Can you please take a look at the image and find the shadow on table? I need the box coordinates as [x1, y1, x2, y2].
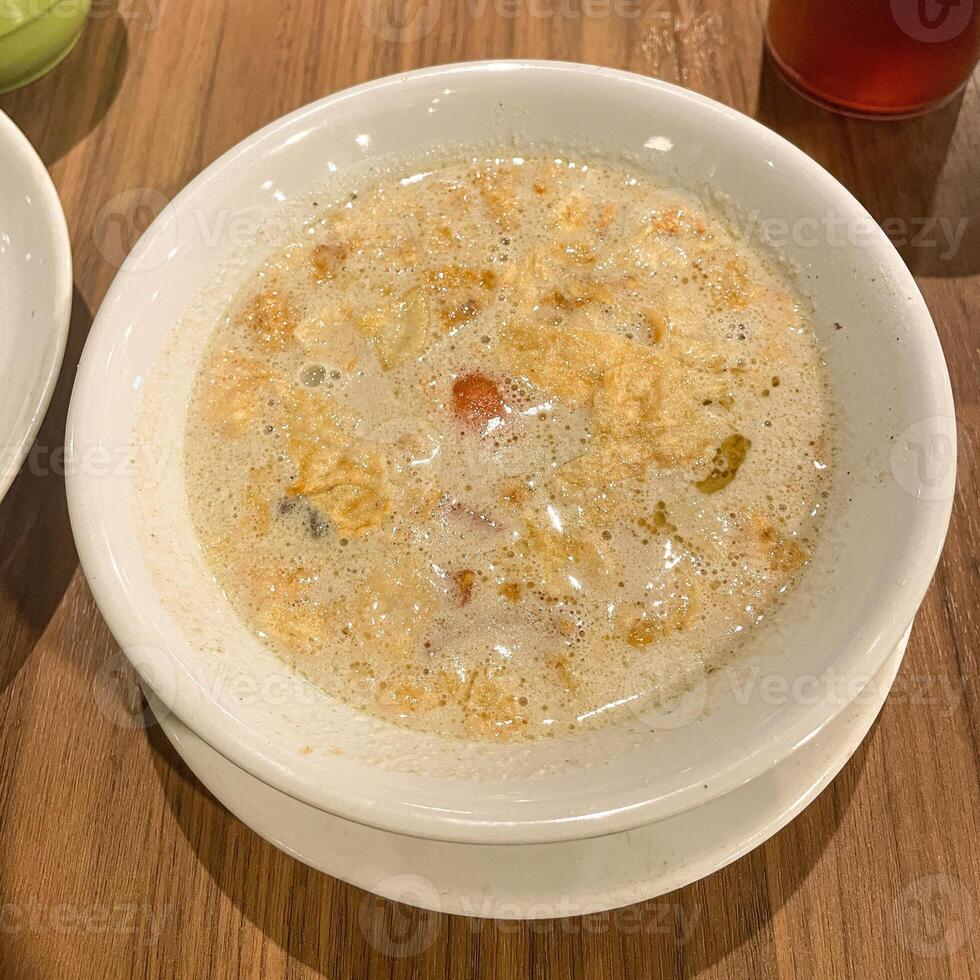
[0, 286, 90, 697]
[145, 709, 877, 977]
[754, 50, 979, 279]
[0, 4, 129, 166]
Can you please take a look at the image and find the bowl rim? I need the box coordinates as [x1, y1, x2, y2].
[0, 0, 60, 41]
[65, 60, 955, 844]
[0, 108, 72, 502]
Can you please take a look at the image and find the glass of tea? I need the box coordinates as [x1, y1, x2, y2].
[766, 0, 980, 117]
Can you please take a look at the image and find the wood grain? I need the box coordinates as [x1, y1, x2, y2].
[1, 1, 977, 976]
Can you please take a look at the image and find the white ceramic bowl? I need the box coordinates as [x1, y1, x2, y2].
[146, 631, 910, 916]
[66, 62, 955, 845]
[0, 109, 72, 501]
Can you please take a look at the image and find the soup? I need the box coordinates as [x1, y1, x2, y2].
[183, 153, 833, 740]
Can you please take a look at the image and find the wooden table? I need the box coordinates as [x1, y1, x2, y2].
[1, 1, 977, 976]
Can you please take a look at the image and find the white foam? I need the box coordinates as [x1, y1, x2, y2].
[183, 152, 834, 741]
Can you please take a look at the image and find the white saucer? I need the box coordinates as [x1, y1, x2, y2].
[148, 627, 908, 919]
[0, 110, 72, 502]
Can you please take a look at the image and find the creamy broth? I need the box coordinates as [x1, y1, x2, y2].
[183, 153, 833, 740]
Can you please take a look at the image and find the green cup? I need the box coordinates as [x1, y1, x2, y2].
[0, 0, 91, 94]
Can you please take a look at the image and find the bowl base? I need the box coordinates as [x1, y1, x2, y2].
[145, 626, 909, 919]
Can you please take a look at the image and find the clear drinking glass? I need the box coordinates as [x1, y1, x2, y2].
[766, 0, 980, 117]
